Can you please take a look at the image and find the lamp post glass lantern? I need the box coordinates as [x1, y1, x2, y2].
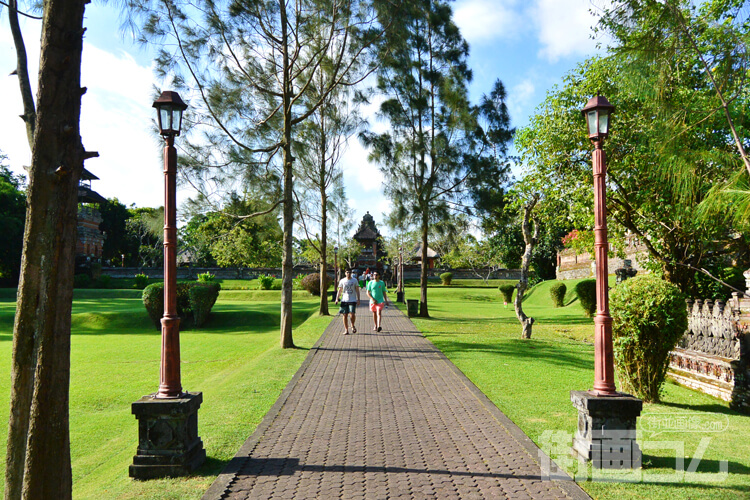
[153, 90, 188, 137]
[581, 94, 614, 142]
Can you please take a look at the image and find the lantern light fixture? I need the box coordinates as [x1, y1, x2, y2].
[580, 94, 615, 141]
[153, 91, 188, 137]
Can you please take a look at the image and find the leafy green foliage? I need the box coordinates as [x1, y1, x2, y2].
[197, 272, 215, 283]
[300, 273, 330, 296]
[133, 273, 149, 290]
[549, 282, 566, 308]
[73, 274, 91, 289]
[440, 272, 453, 286]
[93, 275, 112, 289]
[498, 284, 515, 303]
[0, 162, 26, 285]
[574, 279, 597, 317]
[189, 283, 221, 327]
[142, 283, 163, 328]
[257, 275, 275, 291]
[610, 275, 687, 402]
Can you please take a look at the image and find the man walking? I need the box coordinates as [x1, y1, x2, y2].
[366, 271, 389, 332]
[335, 269, 360, 335]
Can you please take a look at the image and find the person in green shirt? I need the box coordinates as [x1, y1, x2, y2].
[366, 271, 389, 332]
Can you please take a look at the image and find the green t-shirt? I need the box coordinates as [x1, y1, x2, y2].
[366, 280, 387, 304]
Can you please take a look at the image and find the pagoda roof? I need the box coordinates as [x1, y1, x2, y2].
[78, 185, 107, 204]
[353, 226, 379, 241]
[412, 244, 439, 259]
[80, 167, 99, 181]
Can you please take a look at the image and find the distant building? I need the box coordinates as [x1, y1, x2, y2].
[76, 168, 106, 273]
[352, 212, 387, 271]
[411, 243, 439, 269]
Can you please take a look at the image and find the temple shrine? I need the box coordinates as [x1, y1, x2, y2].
[352, 212, 387, 272]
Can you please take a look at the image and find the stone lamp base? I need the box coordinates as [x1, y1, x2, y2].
[130, 392, 205, 479]
[570, 390, 643, 469]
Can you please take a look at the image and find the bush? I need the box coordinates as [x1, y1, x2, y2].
[257, 274, 275, 290]
[74, 274, 91, 289]
[134, 273, 149, 290]
[610, 275, 687, 402]
[574, 279, 597, 317]
[142, 283, 164, 328]
[499, 284, 515, 303]
[440, 272, 453, 286]
[549, 282, 567, 307]
[143, 281, 219, 329]
[292, 274, 304, 290]
[189, 282, 221, 327]
[197, 272, 215, 282]
[93, 275, 112, 289]
[300, 273, 331, 296]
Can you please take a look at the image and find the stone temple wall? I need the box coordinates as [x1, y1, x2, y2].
[669, 294, 750, 412]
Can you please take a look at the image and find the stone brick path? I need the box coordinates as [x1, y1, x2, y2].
[202, 299, 589, 499]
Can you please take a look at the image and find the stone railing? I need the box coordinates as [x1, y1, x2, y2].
[669, 294, 749, 412]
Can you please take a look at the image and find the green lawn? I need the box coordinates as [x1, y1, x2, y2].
[0, 287, 329, 499]
[399, 279, 750, 499]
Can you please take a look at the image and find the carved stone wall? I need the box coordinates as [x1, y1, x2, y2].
[669, 295, 750, 413]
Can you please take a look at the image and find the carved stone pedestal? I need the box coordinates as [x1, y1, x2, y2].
[570, 390, 642, 469]
[130, 392, 205, 479]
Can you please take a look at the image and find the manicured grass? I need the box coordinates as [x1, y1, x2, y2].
[398, 280, 750, 499]
[0, 288, 331, 499]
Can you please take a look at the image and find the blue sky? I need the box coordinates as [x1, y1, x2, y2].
[0, 0, 607, 235]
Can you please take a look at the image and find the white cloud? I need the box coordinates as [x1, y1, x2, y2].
[508, 78, 536, 123]
[532, 0, 606, 62]
[454, 0, 524, 45]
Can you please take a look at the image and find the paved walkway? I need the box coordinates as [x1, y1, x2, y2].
[202, 298, 589, 499]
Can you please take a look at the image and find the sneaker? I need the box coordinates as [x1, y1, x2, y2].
[343, 331, 350, 335]
[377, 326, 382, 332]
[352, 326, 357, 333]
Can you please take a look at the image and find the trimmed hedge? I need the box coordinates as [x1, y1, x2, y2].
[143, 281, 220, 329]
[499, 284, 515, 303]
[549, 282, 567, 308]
[440, 272, 453, 285]
[134, 273, 149, 290]
[189, 282, 221, 327]
[574, 279, 597, 317]
[301, 273, 331, 296]
[610, 275, 687, 402]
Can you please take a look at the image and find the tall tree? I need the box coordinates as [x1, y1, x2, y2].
[128, 0, 388, 347]
[362, 0, 509, 316]
[5, 0, 94, 497]
[294, 71, 364, 315]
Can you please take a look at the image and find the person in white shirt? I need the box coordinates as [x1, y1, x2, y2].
[335, 268, 361, 335]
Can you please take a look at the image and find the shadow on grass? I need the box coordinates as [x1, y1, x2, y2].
[420, 315, 594, 326]
[643, 453, 750, 476]
[658, 401, 742, 417]
[433, 338, 591, 370]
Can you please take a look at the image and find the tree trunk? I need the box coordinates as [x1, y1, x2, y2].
[279, 0, 295, 348]
[419, 208, 429, 317]
[5, 0, 87, 498]
[514, 198, 538, 339]
[319, 190, 329, 315]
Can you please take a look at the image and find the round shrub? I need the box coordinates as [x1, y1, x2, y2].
[440, 272, 453, 286]
[301, 273, 331, 296]
[142, 283, 164, 328]
[142, 282, 193, 329]
[610, 275, 687, 402]
[499, 284, 515, 303]
[189, 282, 221, 327]
[549, 282, 567, 308]
[574, 279, 597, 317]
[257, 274, 275, 290]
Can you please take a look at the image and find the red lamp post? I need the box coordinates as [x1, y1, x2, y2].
[397, 246, 404, 303]
[581, 94, 617, 396]
[153, 90, 188, 399]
